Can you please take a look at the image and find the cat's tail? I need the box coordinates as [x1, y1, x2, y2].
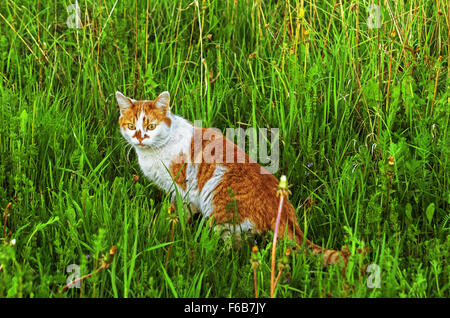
[289, 221, 349, 267]
[271, 196, 349, 267]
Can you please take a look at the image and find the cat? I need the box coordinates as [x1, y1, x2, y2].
[116, 90, 349, 266]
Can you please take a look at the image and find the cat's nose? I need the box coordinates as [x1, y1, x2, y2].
[133, 130, 148, 144]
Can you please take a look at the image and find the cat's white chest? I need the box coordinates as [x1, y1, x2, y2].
[136, 150, 172, 190]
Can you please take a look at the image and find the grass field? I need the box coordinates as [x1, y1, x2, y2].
[0, 0, 448, 298]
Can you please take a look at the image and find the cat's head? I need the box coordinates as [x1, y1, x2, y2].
[115, 91, 172, 149]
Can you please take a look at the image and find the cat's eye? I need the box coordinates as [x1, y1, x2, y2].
[146, 123, 156, 131]
[127, 123, 136, 130]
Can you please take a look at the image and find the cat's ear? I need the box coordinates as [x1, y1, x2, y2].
[115, 91, 134, 114]
[154, 91, 170, 115]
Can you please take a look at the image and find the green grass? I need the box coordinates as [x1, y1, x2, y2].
[0, 0, 448, 298]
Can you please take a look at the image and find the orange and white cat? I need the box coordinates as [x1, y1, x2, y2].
[116, 91, 348, 266]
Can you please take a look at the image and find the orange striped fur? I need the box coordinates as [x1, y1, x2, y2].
[116, 91, 348, 267]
